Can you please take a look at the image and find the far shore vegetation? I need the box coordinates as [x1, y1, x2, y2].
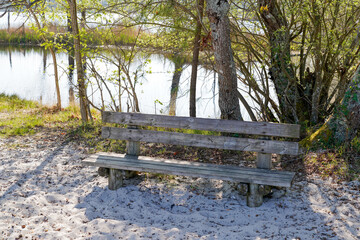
[0, 25, 138, 46]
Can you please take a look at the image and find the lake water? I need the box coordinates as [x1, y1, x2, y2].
[0, 46, 229, 118]
[0, 12, 259, 120]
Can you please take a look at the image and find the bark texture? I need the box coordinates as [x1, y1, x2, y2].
[259, 0, 298, 123]
[67, 15, 75, 106]
[207, 0, 242, 120]
[189, 0, 204, 117]
[169, 55, 185, 116]
[68, 0, 89, 122]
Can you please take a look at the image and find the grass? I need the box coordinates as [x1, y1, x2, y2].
[0, 93, 38, 112]
[0, 115, 43, 136]
[0, 94, 78, 137]
[0, 94, 129, 154]
[0, 94, 42, 136]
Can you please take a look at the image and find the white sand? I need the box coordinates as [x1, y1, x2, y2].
[0, 134, 359, 239]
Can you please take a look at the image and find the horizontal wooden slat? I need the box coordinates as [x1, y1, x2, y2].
[102, 127, 300, 155]
[102, 112, 300, 138]
[82, 153, 295, 188]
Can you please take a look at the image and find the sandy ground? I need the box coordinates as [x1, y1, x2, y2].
[0, 133, 359, 240]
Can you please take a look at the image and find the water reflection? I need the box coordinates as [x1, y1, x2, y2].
[0, 46, 222, 118]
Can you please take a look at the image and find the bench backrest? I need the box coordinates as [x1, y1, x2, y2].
[101, 112, 301, 155]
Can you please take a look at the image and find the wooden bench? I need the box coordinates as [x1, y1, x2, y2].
[82, 112, 301, 207]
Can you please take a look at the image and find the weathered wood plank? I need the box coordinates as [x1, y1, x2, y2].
[256, 153, 272, 169]
[82, 153, 295, 187]
[82, 154, 293, 183]
[102, 127, 300, 155]
[124, 125, 140, 178]
[85, 153, 294, 178]
[102, 112, 300, 138]
[126, 125, 140, 156]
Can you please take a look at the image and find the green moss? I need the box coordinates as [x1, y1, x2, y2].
[300, 122, 334, 149]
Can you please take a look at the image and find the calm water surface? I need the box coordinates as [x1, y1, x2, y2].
[0, 46, 225, 118]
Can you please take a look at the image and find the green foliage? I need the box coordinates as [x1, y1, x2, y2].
[350, 136, 360, 153]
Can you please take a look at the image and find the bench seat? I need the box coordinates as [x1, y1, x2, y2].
[83, 152, 295, 188]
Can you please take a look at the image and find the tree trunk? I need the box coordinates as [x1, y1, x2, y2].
[303, 67, 360, 146]
[67, 14, 75, 106]
[80, 9, 92, 121]
[258, 0, 298, 123]
[189, 0, 204, 117]
[68, 51, 75, 106]
[67, 0, 89, 122]
[310, 0, 322, 124]
[207, 0, 242, 121]
[169, 55, 185, 116]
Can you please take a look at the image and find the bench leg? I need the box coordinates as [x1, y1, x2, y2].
[247, 183, 263, 207]
[108, 168, 124, 190]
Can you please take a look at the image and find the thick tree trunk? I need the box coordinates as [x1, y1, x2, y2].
[207, 0, 242, 121]
[80, 9, 92, 121]
[310, 1, 322, 124]
[68, 0, 89, 122]
[169, 55, 185, 116]
[68, 52, 75, 106]
[189, 0, 204, 117]
[67, 14, 75, 106]
[258, 0, 298, 123]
